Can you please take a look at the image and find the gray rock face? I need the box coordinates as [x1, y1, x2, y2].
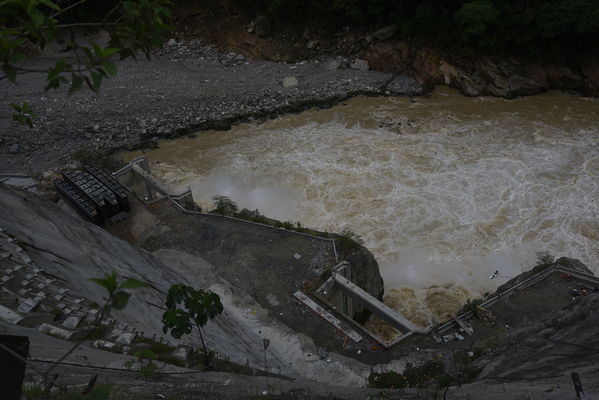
[0, 184, 371, 385]
[350, 59, 369, 71]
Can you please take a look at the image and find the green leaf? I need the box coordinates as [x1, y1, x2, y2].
[2, 64, 17, 82]
[39, 0, 61, 12]
[10, 102, 35, 128]
[84, 384, 113, 400]
[90, 70, 103, 91]
[69, 73, 83, 95]
[61, 392, 84, 400]
[93, 272, 118, 293]
[102, 47, 121, 58]
[111, 291, 130, 310]
[119, 278, 146, 289]
[90, 41, 103, 58]
[101, 61, 117, 76]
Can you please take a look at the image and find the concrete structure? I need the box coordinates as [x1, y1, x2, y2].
[113, 158, 423, 347]
[114, 157, 195, 210]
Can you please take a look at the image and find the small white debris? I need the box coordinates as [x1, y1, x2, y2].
[293, 253, 301, 260]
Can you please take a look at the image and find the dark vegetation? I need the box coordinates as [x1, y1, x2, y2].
[368, 351, 482, 391]
[229, 0, 599, 56]
[72, 149, 125, 172]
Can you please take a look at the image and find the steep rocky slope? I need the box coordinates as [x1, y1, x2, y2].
[0, 183, 371, 385]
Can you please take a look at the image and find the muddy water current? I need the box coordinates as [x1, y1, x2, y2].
[123, 87, 599, 328]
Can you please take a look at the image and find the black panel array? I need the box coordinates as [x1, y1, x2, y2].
[53, 166, 129, 226]
[54, 180, 100, 224]
[83, 166, 130, 211]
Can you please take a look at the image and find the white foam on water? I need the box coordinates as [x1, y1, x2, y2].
[127, 88, 599, 324]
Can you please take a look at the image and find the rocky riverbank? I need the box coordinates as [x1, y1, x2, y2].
[170, 4, 599, 99]
[0, 39, 425, 173]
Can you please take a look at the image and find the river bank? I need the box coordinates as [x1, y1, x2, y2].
[0, 39, 425, 173]
[171, 3, 599, 99]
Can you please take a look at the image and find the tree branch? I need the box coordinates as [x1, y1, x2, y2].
[51, 0, 88, 19]
[56, 22, 119, 29]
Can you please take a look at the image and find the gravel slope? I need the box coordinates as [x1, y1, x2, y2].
[0, 40, 426, 173]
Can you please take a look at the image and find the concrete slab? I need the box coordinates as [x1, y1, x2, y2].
[115, 332, 136, 345]
[0, 305, 24, 324]
[38, 323, 76, 340]
[63, 316, 82, 329]
[93, 339, 119, 351]
[294, 291, 363, 343]
[17, 299, 39, 313]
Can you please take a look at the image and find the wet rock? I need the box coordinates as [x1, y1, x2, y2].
[306, 40, 319, 50]
[282, 76, 298, 88]
[350, 59, 369, 71]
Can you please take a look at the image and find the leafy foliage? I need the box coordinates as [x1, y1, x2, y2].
[232, 0, 599, 54]
[90, 272, 147, 311]
[369, 355, 481, 390]
[162, 284, 223, 366]
[337, 227, 364, 251]
[211, 195, 238, 216]
[10, 101, 35, 127]
[61, 384, 113, 400]
[237, 208, 268, 224]
[536, 251, 555, 267]
[124, 349, 160, 379]
[1, 0, 172, 124]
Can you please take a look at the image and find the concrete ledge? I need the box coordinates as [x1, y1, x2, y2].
[334, 274, 429, 334]
[38, 323, 77, 341]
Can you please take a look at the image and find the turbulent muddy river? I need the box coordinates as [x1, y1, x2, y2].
[124, 87, 599, 326]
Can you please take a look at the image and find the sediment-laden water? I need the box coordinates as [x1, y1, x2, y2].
[123, 87, 599, 327]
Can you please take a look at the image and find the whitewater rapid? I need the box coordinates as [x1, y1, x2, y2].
[123, 87, 599, 329]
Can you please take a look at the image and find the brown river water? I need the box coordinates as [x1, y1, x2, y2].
[123, 86, 599, 328]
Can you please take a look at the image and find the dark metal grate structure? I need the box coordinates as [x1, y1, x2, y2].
[84, 165, 130, 211]
[53, 166, 130, 226]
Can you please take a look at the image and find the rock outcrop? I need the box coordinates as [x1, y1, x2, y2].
[364, 41, 599, 98]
